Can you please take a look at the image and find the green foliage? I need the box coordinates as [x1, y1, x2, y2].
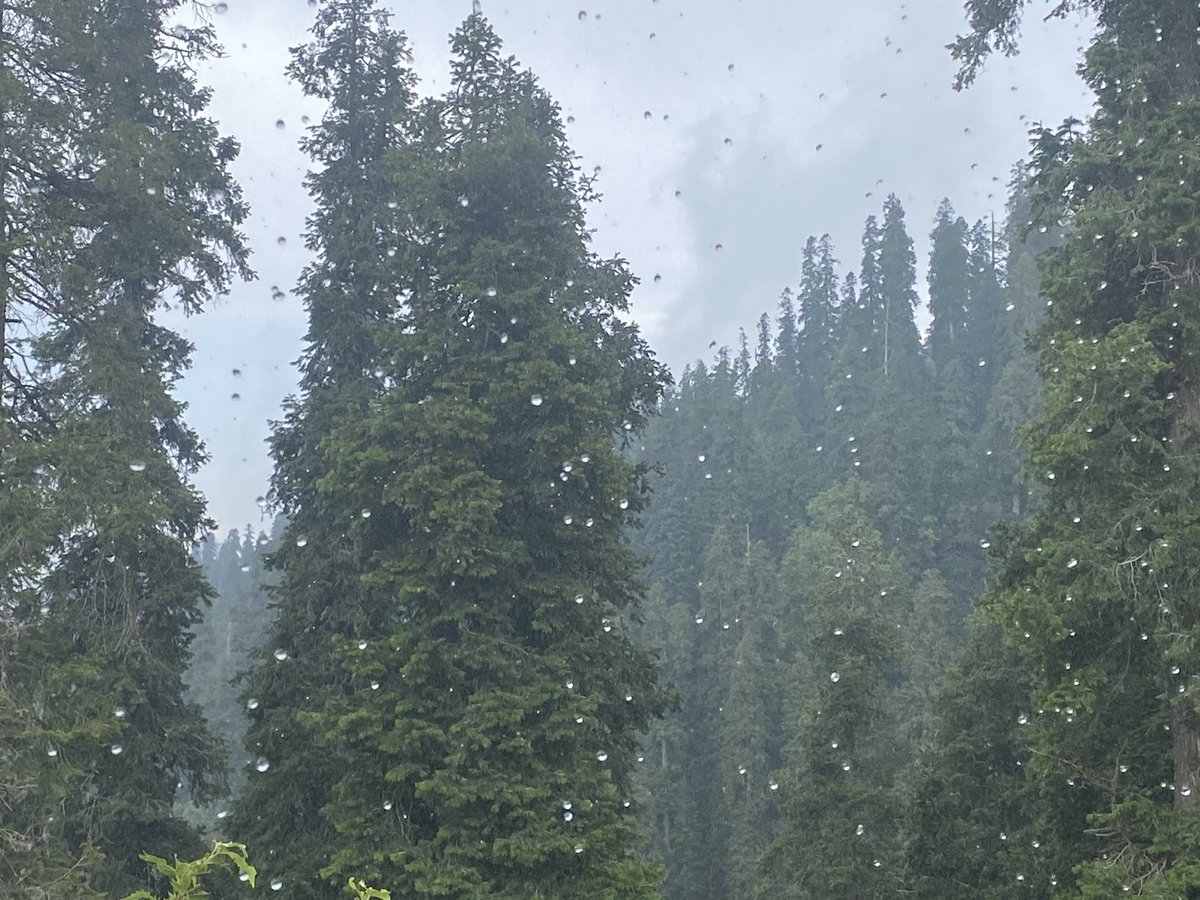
[758, 482, 908, 898]
[346, 879, 391, 900]
[928, 0, 1200, 894]
[1, 2, 250, 896]
[122, 842, 256, 900]
[232, 6, 669, 897]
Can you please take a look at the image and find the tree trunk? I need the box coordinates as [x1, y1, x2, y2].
[1173, 703, 1200, 809]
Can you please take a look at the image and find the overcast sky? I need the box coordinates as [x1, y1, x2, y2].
[168, 0, 1092, 534]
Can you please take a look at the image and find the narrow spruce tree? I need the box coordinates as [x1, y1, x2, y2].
[927, 199, 971, 373]
[795, 234, 840, 430]
[3, 2, 251, 895]
[227, 2, 418, 897]
[701, 529, 784, 900]
[760, 481, 907, 898]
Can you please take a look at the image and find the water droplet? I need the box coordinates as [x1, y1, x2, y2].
[575, 594, 585, 604]
[563, 515, 573, 525]
[114, 707, 127, 719]
[596, 751, 608, 762]
[738, 765, 747, 775]
[256, 757, 271, 773]
[361, 508, 372, 519]
[574, 844, 584, 854]
[128, 461, 147, 472]
[695, 615, 704, 625]
[295, 536, 309, 548]
[273, 648, 289, 661]
[856, 823, 865, 836]
[714, 243, 723, 252]
[247, 698, 260, 710]
[564, 810, 575, 821]
[500, 333, 509, 344]
[383, 800, 393, 810]
[486, 286, 497, 298]
[830, 672, 840, 683]
[275, 119, 285, 130]
[769, 780, 779, 791]
[270, 878, 283, 891]
[110, 744, 124, 756]
[214, 1, 228, 11]
[530, 394, 544, 407]
[1067, 558, 1079, 569]
[1017, 713, 1029, 725]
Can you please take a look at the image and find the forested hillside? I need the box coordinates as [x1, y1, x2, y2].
[627, 180, 1053, 897]
[5, 0, 1200, 898]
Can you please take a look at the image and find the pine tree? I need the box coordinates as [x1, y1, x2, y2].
[760, 481, 907, 898]
[953, 0, 1200, 890]
[2, 2, 251, 894]
[702, 530, 784, 900]
[928, 200, 971, 373]
[877, 195, 923, 388]
[227, 2, 418, 896]
[796, 234, 839, 430]
[257, 12, 671, 896]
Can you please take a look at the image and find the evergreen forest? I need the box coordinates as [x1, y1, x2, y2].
[5, 0, 1200, 898]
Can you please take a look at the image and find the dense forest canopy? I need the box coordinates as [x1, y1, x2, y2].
[4, 0, 1200, 898]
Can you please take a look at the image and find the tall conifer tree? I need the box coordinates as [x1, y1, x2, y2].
[228, 2, 418, 896]
[952, 0, 1200, 891]
[2, 2, 250, 894]
[245, 11, 671, 896]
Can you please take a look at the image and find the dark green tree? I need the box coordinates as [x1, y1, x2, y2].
[928, 200, 972, 372]
[952, 0, 1200, 891]
[2, 2, 251, 895]
[796, 234, 839, 430]
[227, 2, 418, 897]
[262, 12, 671, 897]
